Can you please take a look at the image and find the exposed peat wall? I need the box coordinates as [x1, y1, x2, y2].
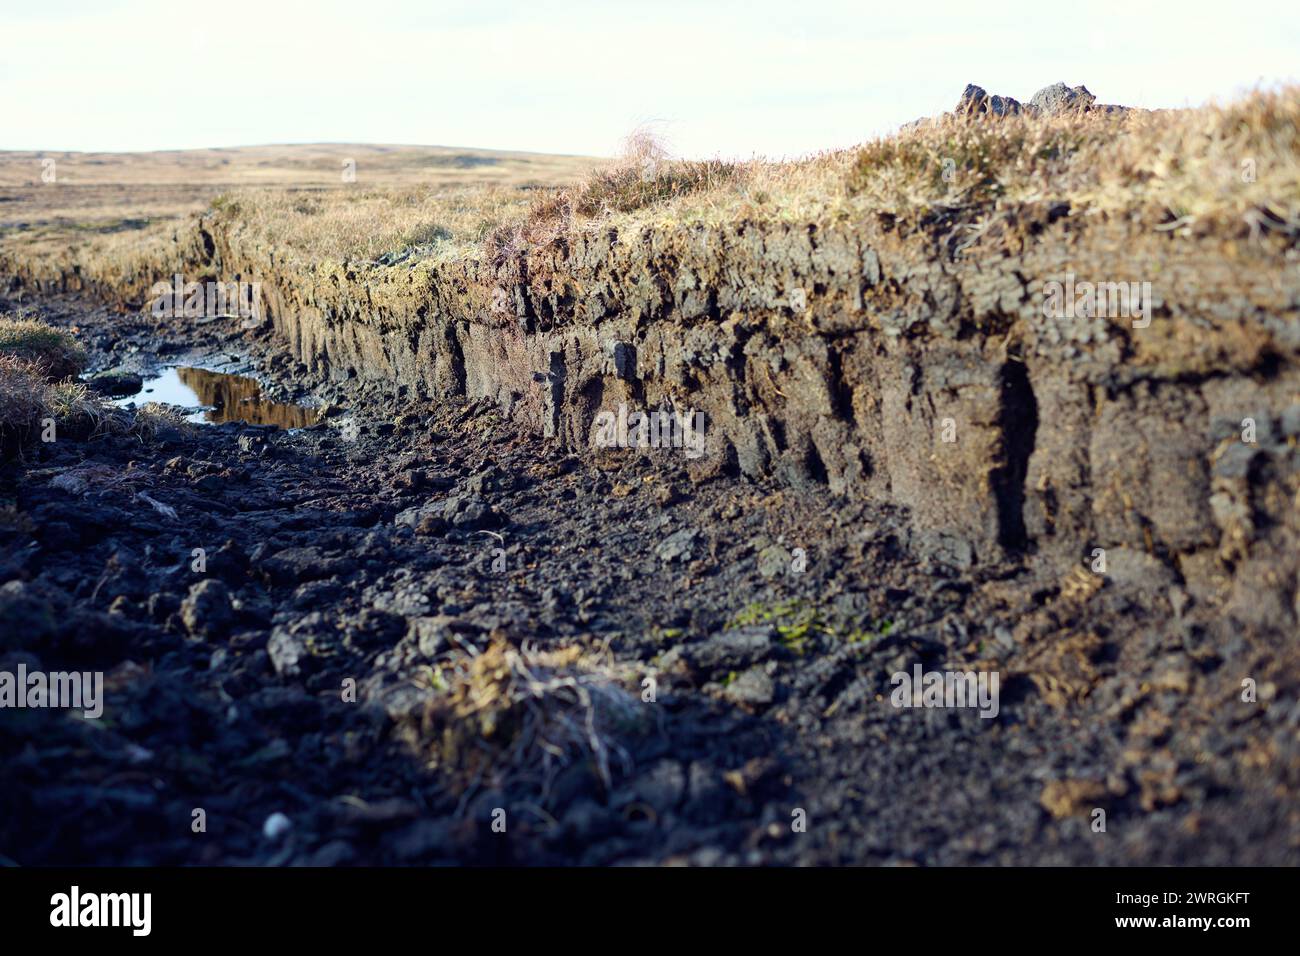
[6, 208, 1300, 623]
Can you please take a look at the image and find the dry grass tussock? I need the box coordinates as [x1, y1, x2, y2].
[0, 315, 97, 456]
[0, 317, 186, 458]
[0, 354, 117, 458]
[0, 315, 87, 380]
[422, 636, 652, 794]
[0, 354, 48, 446]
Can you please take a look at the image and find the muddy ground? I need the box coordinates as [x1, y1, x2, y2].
[1, 291, 1297, 866]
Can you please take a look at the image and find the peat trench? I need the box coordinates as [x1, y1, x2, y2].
[1, 291, 1296, 865]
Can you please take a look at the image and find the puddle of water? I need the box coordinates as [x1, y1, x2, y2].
[113, 366, 320, 429]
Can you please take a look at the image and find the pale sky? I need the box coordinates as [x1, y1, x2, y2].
[3, 0, 1298, 159]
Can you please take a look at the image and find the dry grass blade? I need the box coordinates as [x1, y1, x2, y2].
[426, 637, 649, 795]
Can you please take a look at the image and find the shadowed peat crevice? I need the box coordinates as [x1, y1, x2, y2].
[991, 358, 1038, 550]
[804, 442, 829, 485]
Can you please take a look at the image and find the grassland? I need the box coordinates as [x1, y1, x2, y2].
[499, 86, 1300, 246]
[4, 88, 1297, 299]
[0, 142, 602, 281]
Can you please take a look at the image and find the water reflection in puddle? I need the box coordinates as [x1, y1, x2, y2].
[114, 367, 320, 429]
